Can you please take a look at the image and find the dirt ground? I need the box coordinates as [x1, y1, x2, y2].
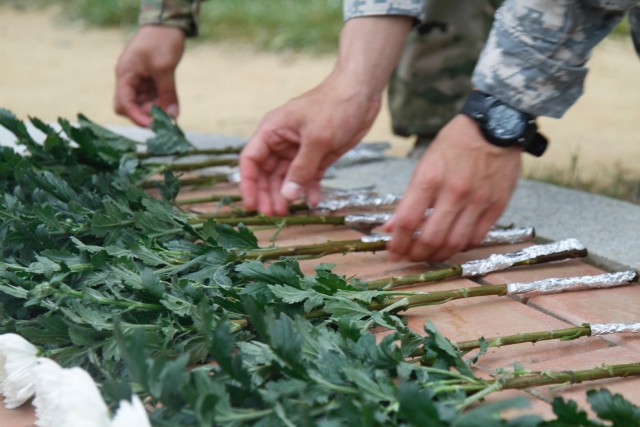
[1, 7, 639, 180]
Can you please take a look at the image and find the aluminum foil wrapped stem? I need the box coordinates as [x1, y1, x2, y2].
[590, 322, 640, 335]
[362, 227, 535, 246]
[460, 238, 586, 277]
[506, 271, 637, 295]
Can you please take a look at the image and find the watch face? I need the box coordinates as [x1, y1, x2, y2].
[485, 103, 527, 140]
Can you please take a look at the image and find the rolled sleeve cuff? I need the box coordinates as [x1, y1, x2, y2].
[471, 35, 587, 119]
[139, 0, 200, 37]
[343, 0, 424, 21]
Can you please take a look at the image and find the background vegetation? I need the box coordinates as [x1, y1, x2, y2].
[0, 0, 344, 53]
[0, 0, 630, 54]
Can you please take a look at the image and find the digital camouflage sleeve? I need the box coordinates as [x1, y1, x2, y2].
[343, 0, 424, 20]
[472, 0, 640, 118]
[344, 0, 639, 119]
[139, 0, 201, 37]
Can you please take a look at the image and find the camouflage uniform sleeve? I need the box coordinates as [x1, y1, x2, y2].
[472, 0, 640, 118]
[630, 7, 640, 56]
[139, 0, 201, 37]
[343, 0, 425, 21]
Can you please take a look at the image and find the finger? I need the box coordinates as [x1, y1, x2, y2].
[306, 179, 322, 208]
[471, 202, 508, 246]
[406, 198, 460, 262]
[428, 203, 484, 262]
[270, 160, 291, 215]
[239, 130, 277, 211]
[114, 74, 152, 127]
[256, 155, 280, 216]
[257, 170, 274, 216]
[386, 172, 438, 260]
[281, 136, 330, 201]
[152, 71, 179, 118]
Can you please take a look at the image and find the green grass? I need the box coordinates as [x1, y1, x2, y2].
[0, 0, 343, 54]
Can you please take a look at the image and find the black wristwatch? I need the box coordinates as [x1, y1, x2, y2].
[460, 90, 548, 157]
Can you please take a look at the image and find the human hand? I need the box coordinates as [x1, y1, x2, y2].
[239, 16, 412, 216]
[239, 74, 381, 215]
[383, 114, 522, 262]
[114, 26, 185, 127]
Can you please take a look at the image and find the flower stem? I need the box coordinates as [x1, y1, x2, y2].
[240, 239, 387, 261]
[177, 194, 242, 205]
[137, 146, 242, 160]
[194, 214, 346, 227]
[454, 325, 593, 352]
[142, 174, 230, 189]
[146, 158, 239, 171]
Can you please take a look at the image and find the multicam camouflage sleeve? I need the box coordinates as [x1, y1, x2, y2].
[343, 0, 425, 20]
[139, 0, 201, 37]
[472, 0, 640, 118]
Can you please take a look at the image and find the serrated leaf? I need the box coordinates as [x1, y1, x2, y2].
[146, 106, 194, 155]
[202, 222, 258, 250]
[235, 259, 302, 285]
[268, 284, 325, 312]
[397, 382, 444, 426]
[161, 294, 193, 317]
[587, 389, 640, 427]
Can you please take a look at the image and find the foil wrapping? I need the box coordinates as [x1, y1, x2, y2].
[227, 171, 241, 184]
[359, 226, 535, 245]
[460, 238, 585, 277]
[333, 142, 390, 168]
[506, 270, 637, 295]
[590, 322, 640, 335]
[322, 186, 377, 197]
[481, 227, 535, 245]
[344, 213, 392, 226]
[316, 193, 400, 211]
[360, 233, 391, 243]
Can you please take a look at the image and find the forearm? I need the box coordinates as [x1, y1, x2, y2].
[472, 0, 638, 118]
[332, 16, 414, 98]
[139, 0, 201, 36]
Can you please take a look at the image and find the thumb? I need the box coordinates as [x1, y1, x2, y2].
[281, 141, 327, 201]
[153, 71, 180, 118]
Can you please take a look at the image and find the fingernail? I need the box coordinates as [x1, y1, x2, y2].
[166, 104, 179, 118]
[281, 181, 302, 200]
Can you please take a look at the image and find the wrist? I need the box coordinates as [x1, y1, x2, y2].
[139, 0, 200, 37]
[460, 90, 548, 157]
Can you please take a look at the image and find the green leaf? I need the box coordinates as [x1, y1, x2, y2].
[544, 397, 601, 426]
[422, 320, 475, 377]
[160, 294, 193, 317]
[454, 397, 538, 427]
[587, 389, 640, 427]
[77, 113, 138, 153]
[269, 285, 325, 312]
[202, 222, 259, 250]
[397, 382, 444, 426]
[157, 171, 181, 201]
[235, 259, 302, 285]
[146, 106, 194, 155]
[0, 109, 42, 155]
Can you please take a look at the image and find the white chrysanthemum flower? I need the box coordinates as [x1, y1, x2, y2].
[112, 394, 152, 427]
[0, 333, 39, 408]
[33, 358, 111, 427]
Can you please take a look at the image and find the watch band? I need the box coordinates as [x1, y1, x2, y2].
[461, 90, 548, 157]
[460, 90, 491, 121]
